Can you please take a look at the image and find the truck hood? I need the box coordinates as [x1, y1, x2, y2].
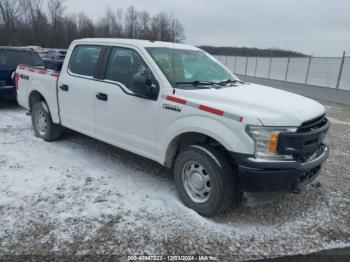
[184, 83, 325, 126]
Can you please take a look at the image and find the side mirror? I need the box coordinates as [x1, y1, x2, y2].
[132, 75, 159, 100]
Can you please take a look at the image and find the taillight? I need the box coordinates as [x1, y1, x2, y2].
[15, 73, 20, 90]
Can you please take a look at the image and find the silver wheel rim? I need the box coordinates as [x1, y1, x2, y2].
[35, 110, 47, 136]
[182, 161, 211, 203]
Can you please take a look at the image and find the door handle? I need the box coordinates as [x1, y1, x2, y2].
[96, 92, 108, 101]
[59, 84, 69, 91]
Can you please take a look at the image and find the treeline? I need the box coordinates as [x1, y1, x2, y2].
[0, 0, 185, 48]
[199, 46, 308, 57]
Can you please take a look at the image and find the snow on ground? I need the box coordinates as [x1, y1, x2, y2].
[0, 101, 349, 260]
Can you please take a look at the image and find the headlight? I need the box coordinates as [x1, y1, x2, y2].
[246, 126, 297, 160]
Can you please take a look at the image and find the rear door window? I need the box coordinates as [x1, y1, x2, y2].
[69, 45, 103, 77]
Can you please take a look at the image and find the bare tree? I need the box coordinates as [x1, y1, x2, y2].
[62, 14, 77, 47]
[21, 0, 48, 45]
[77, 12, 95, 38]
[138, 11, 150, 40]
[124, 6, 139, 39]
[47, 0, 65, 26]
[0, 0, 23, 45]
[0, 2, 185, 47]
[169, 16, 185, 43]
[97, 8, 122, 38]
[151, 12, 170, 41]
[47, 0, 66, 47]
[97, 13, 112, 37]
[114, 8, 124, 37]
[150, 12, 185, 43]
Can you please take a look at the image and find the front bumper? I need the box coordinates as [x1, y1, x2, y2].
[233, 144, 329, 194]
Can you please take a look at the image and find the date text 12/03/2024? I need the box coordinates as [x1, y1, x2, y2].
[128, 255, 219, 261]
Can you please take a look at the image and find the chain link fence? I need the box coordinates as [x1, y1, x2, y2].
[215, 54, 350, 91]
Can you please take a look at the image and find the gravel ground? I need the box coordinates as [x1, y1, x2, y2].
[0, 100, 349, 261]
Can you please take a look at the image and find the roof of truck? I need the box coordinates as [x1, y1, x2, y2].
[74, 38, 200, 50]
[0, 46, 36, 52]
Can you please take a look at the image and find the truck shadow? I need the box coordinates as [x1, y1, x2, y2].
[59, 128, 326, 226]
[60, 128, 172, 179]
[0, 99, 18, 109]
[215, 184, 324, 225]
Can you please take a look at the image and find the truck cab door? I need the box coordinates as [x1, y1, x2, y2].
[94, 46, 161, 160]
[58, 45, 104, 137]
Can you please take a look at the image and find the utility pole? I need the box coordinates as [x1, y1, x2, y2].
[336, 51, 346, 90]
[254, 56, 258, 77]
[268, 56, 273, 79]
[244, 55, 248, 76]
[234, 56, 237, 72]
[285, 57, 291, 81]
[305, 56, 312, 84]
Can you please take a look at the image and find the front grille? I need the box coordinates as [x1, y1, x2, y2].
[298, 114, 328, 133]
[297, 144, 324, 163]
[300, 165, 321, 183]
[294, 115, 328, 162]
[279, 114, 329, 158]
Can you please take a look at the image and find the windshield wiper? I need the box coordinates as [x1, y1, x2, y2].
[175, 79, 244, 89]
[217, 79, 243, 85]
[175, 81, 221, 88]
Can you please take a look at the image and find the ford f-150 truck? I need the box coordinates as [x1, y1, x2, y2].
[15, 39, 330, 217]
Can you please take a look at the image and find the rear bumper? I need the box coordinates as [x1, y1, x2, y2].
[232, 144, 329, 195]
[0, 85, 16, 100]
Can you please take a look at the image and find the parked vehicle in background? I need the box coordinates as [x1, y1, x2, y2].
[41, 50, 67, 60]
[0, 47, 44, 100]
[15, 39, 330, 216]
[26, 46, 45, 55]
[42, 50, 67, 71]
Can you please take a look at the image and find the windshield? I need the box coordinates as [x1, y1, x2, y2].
[146, 47, 238, 89]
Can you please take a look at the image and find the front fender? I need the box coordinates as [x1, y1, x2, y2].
[158, 115, 254, 164]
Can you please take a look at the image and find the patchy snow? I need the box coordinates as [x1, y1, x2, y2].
[328, 117, 350, 126]
[0, 101, 349, 260]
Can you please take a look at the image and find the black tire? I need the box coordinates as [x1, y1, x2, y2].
[173, 145, 237, 217]
[31, 101, 62, 141]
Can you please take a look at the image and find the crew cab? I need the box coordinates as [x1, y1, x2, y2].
[15, 39, 330, 217]
[0, 47, 43, 100]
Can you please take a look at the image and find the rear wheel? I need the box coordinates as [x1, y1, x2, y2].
[174, 145, 237, 217]
[31, 101, 62, 141]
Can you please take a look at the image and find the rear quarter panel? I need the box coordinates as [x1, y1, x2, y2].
[16, 66, 60, 123]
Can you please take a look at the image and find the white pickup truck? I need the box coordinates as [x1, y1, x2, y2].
[16, 39, 330, 217]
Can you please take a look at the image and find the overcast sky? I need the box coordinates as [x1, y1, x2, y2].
[64, 0, 350, 56]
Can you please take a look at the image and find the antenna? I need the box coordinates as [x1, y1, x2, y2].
[172, 41, 176, 94]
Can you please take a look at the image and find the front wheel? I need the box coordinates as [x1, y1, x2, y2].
[173, 145, 237, 217]
[31, 101, 62, 141]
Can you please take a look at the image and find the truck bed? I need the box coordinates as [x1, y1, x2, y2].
[16, 65, 61, 124]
